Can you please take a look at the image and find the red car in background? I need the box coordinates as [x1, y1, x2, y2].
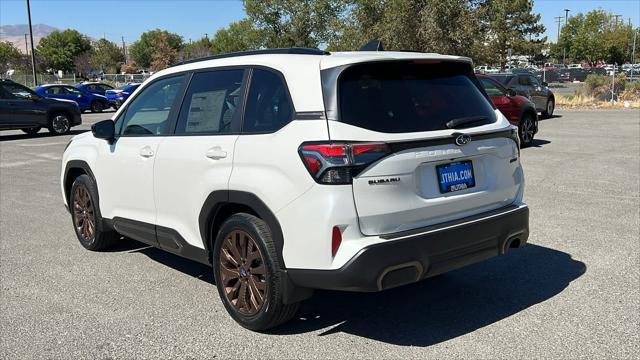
[477, 74, 538, 147]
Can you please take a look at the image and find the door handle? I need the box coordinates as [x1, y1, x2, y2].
[139, 146, 154, 158]
[205, 147, 227, 160]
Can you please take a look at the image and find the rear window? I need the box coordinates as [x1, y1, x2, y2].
[491, 75, 514, 86]
[338, 61, 496, 133]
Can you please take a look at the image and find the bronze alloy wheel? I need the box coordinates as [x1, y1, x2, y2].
[73, 185, 95, 244]
[219, 230, 268, 315]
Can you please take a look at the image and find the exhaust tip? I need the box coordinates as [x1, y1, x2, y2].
[502, 237, 522, 254]
[377, 261, 423, 291]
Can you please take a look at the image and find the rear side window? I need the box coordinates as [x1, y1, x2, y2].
[338, 62, 496, 133]
[175, 69, 244, 134]
[242, 69, 293, 133]
[480, 78, 506, 97]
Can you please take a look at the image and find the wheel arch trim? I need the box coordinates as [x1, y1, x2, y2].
[198, 190, 286, 267]
[63, 160, 96, 210]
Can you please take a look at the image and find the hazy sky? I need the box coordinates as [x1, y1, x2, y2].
[1, 0, 638, 45]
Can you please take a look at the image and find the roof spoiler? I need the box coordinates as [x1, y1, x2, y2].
[359, 40, 384, 51]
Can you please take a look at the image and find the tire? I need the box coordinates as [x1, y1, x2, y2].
[47, 112, 71, 135]
[69, 174, 119, 251]
[213, 213, 299, 331]
[90, 100, 104, 113]
[518, 113, 536, 147]
[542, 97, 554, 118]
[21, 127, 41, 135]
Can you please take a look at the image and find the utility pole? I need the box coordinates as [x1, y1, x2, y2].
[24, 34, 29, 84]
[555, 16, 563, 42]
[26, 0, 37, 86]
[121, 36, 127, 62]
[563, 9, 570, 65]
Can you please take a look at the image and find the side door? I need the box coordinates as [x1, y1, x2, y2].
[94, 74, 187, 245]
[479, 77, 519, 123]
[528, 75, 546, 110]
[0, 82, 45, 128]
[153, 68, 246, 250]
[63, 86, 89, 109]
[515, 75, 532, 98]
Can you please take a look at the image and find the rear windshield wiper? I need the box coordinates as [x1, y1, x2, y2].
[446, 116, 489, 129]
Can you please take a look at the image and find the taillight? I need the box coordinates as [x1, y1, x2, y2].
[299, 142, 390, 184]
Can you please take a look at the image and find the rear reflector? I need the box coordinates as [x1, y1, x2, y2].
[331, 226, 342, 257]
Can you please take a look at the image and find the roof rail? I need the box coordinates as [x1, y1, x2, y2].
[174, 47, 330, 67]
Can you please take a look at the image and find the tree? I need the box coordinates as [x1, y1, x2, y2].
[551, 10, 636, 65]
[36, 29, 92, 72]
[150, 33, 178, 72]
[480, 0, 546, 69]
[91, 38, 125, 73]
[0, 41, 22, 76]
[120, 61, 139, 74]
[180, 36, 212, 61]
[210, 19, 265, 54]
[244, 0, 346, 48]
[129, 29, 183, 68]
[74, 51, 92, 78]
[328, 0, 489, 61]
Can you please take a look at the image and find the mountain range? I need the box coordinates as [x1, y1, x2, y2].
[0, 24, 59, 53]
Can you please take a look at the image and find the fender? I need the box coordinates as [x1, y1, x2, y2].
[517, 102, 538, 133]
[198, 190, 286, 267]
[63, 159, 96, 206]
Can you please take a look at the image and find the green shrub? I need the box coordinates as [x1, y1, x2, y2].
[584, 73, 626, 101]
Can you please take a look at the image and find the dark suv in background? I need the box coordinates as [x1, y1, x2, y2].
[0, 79, 81, 135]
[489, 72, 555, 118]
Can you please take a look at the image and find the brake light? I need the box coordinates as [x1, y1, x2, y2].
[299, 142, 390, 184]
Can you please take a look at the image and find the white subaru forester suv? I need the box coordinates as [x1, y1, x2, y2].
[61, 47, 529, 331]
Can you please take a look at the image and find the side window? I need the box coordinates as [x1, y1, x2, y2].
[175, 69, 245, 134]
[65, 86, 82, 95]
[243, 69, 293, 133]
[480, 78, 505, 97]
[117, 75, 186, 136]
[44, 87, 57, 94]
[3, 83, 29, 98]
[518, 76, 532, 86]
[530, 76, 540, 86]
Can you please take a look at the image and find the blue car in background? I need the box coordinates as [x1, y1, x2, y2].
[105, 83, 141, 109]
[75, 82, 114, 96]
[33, 84, 110, 113]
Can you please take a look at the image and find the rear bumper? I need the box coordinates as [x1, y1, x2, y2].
[288, 204, 529, 292]
[71, 112, 82, 126]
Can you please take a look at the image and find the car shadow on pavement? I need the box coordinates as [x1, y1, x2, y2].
[540, 114, 562, 121]
[0, 130, 86, 142]
[272, 244, 585, 346]
[125, 240, 215, 283]
[526, 138, 551, 148]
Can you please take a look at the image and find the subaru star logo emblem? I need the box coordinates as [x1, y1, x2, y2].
[455, 134, 472, 146]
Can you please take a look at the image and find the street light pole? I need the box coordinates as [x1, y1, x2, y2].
[26, 0, 37, 86]
[563, 9, 570, 65]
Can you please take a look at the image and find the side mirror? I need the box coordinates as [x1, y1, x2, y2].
[92, 119, 115, 143]
[507, 89, 517, 97]
[541, 82, 548, 87]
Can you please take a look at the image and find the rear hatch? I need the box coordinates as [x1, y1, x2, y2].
[321, 59, 522, 236]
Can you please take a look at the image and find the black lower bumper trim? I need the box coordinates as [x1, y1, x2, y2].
[288, 205, 529, 292]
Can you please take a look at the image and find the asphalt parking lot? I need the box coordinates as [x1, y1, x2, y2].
[1, 109, 639, 358]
